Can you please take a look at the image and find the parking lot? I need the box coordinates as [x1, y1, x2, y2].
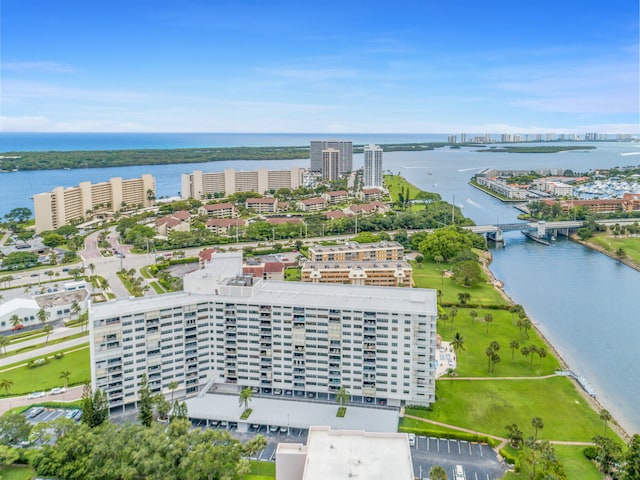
[192, 419, 308, 462]
[192, 418, 508, 478]
[24, 406, 82, 424]
[410, 435, 508, 480]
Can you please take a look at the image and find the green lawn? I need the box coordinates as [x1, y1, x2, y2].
[590, 233, 640, 265]
[242, 461, 275, 479]
[407, 377, 613, 443]
[501, 444, 602, 480]
[442, 307, 561, 377]
[411, 257, 507, 306]
[0, 465, 35, 480]
[0, 346, 90, 396]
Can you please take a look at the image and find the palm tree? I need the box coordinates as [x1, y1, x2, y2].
[335, 385, 349, 409]
[429, 465, 448, 480]
[509, 340, 520, 361]
[168, 381, 179, 403]
[531, 416, 544, 440]
[484, 313, 493, 335]
[59, 370, 71, 389]
[70, 300, 81, 321]
[0, 337, 9, 357]
[43, 324, 53, 344]
[522, 317, 532, 338]
[9, 314, 22, 330]
[451, 332, 465, 355]
[88, 263, 96, 277]
[538, 347, 547, 366]
[469, 309, 478, 325]
[101, 278, 110, 295]
[0, 378, 14, 396]
[239, 387, 254, 412]
[449, 306, 458, 331]
[37, 308, 50, 326]
[457, 292, 471, 304]
[599, 409, 612, 436]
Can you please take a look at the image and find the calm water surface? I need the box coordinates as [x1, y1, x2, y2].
[0, 134, 638, 433]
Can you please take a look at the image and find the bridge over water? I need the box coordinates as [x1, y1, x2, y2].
[465, 218, 637, 244]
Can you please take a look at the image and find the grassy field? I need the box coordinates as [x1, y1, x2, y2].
[383, 174, 431, 210]
[0, 346, 90, 396]
[407, 377, 609, 442]
[242, 461, 275, 479]
[589, 233, 640, 265]
[0, 466, 35, 480]
[411, 257, 507, 306]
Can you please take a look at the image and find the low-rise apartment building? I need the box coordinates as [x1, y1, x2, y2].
[246, 197, 277, 213]
[322, 190, 349, 204]
[301, 260, 413, 287]
[90, 253, 436, 412]
[205, 218, 246, 236]
[308, 241, 404, 262]
[198, 202, 238, 218]
[296, 198, 326, 212]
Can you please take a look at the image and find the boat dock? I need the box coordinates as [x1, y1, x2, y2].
[556, 370, 597, 397]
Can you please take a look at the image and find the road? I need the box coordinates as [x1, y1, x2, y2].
[0, 385, 84, 416]
[0, 338, 88, 369]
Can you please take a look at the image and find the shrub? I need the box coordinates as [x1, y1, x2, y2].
[337, 407, 346, 417]
[583, 446, 598, 460]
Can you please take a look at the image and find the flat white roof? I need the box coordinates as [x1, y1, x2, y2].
[0, 297, 39, 316]
[301, 426, 414, 480]
[185, 394, 400, 433]
[92, 278, 437, 318]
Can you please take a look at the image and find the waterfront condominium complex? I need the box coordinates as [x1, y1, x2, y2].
[310, 140, 353, 173]
[181, 167, 305, 200]
[90, 253, 436, 412]
[321, 149, 340, 181]
[363, 144, 383, 188]
[33, 174, 155, 233]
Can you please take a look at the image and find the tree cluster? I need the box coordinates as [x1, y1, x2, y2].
[30, 418, 263, 480]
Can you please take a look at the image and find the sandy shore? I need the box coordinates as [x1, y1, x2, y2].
[479, 250, 632, 441]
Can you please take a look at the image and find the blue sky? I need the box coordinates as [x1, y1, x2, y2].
[1, 0, 638, 134]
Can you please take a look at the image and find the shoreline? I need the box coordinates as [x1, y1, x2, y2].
[479, 250, 632, 441]
[570, 234, 640, 273]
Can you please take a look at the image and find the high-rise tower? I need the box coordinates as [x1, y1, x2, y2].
[363, 144, 383, 188]
[310, 140, 353, 173]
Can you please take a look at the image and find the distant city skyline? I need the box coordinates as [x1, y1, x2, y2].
[1, 1, 638, 134]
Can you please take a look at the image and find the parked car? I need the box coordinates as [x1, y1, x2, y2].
[50, 387, 67, 395]
[408, 433, 416, 447]
[455, 465, 465, 480]
[27, 391, 46, 399]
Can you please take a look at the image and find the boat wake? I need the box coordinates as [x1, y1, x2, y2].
[466, 198, 482, 208]
[619, 152, 640, 156]
[458, 167, 486, 172]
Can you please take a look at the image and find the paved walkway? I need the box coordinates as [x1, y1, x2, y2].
[441, 374, 559, 381]
[402, 413, 595, 447]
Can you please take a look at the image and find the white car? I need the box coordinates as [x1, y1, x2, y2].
[408, 433, 416, 447]
[50, 387, 67, 395]
[27, 391, 46, 399]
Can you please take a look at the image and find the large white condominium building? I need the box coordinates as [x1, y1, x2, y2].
[363, 144, 383, 188]
[310, 140, 353, 173]
[33, 174, 155, 233]
[90, 253, 436, 412]
[181, 168, 305, 200]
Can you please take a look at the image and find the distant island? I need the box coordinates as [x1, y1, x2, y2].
[0, 142, 450, 172]
[0, 142, 600, 172]
[476, 145, 597, 153]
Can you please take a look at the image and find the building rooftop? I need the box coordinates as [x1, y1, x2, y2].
[185, 395, 400, 432]
[286, 426, 414, 480]
[35, 288, 89, 309]
[309, 241, 403, 254]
